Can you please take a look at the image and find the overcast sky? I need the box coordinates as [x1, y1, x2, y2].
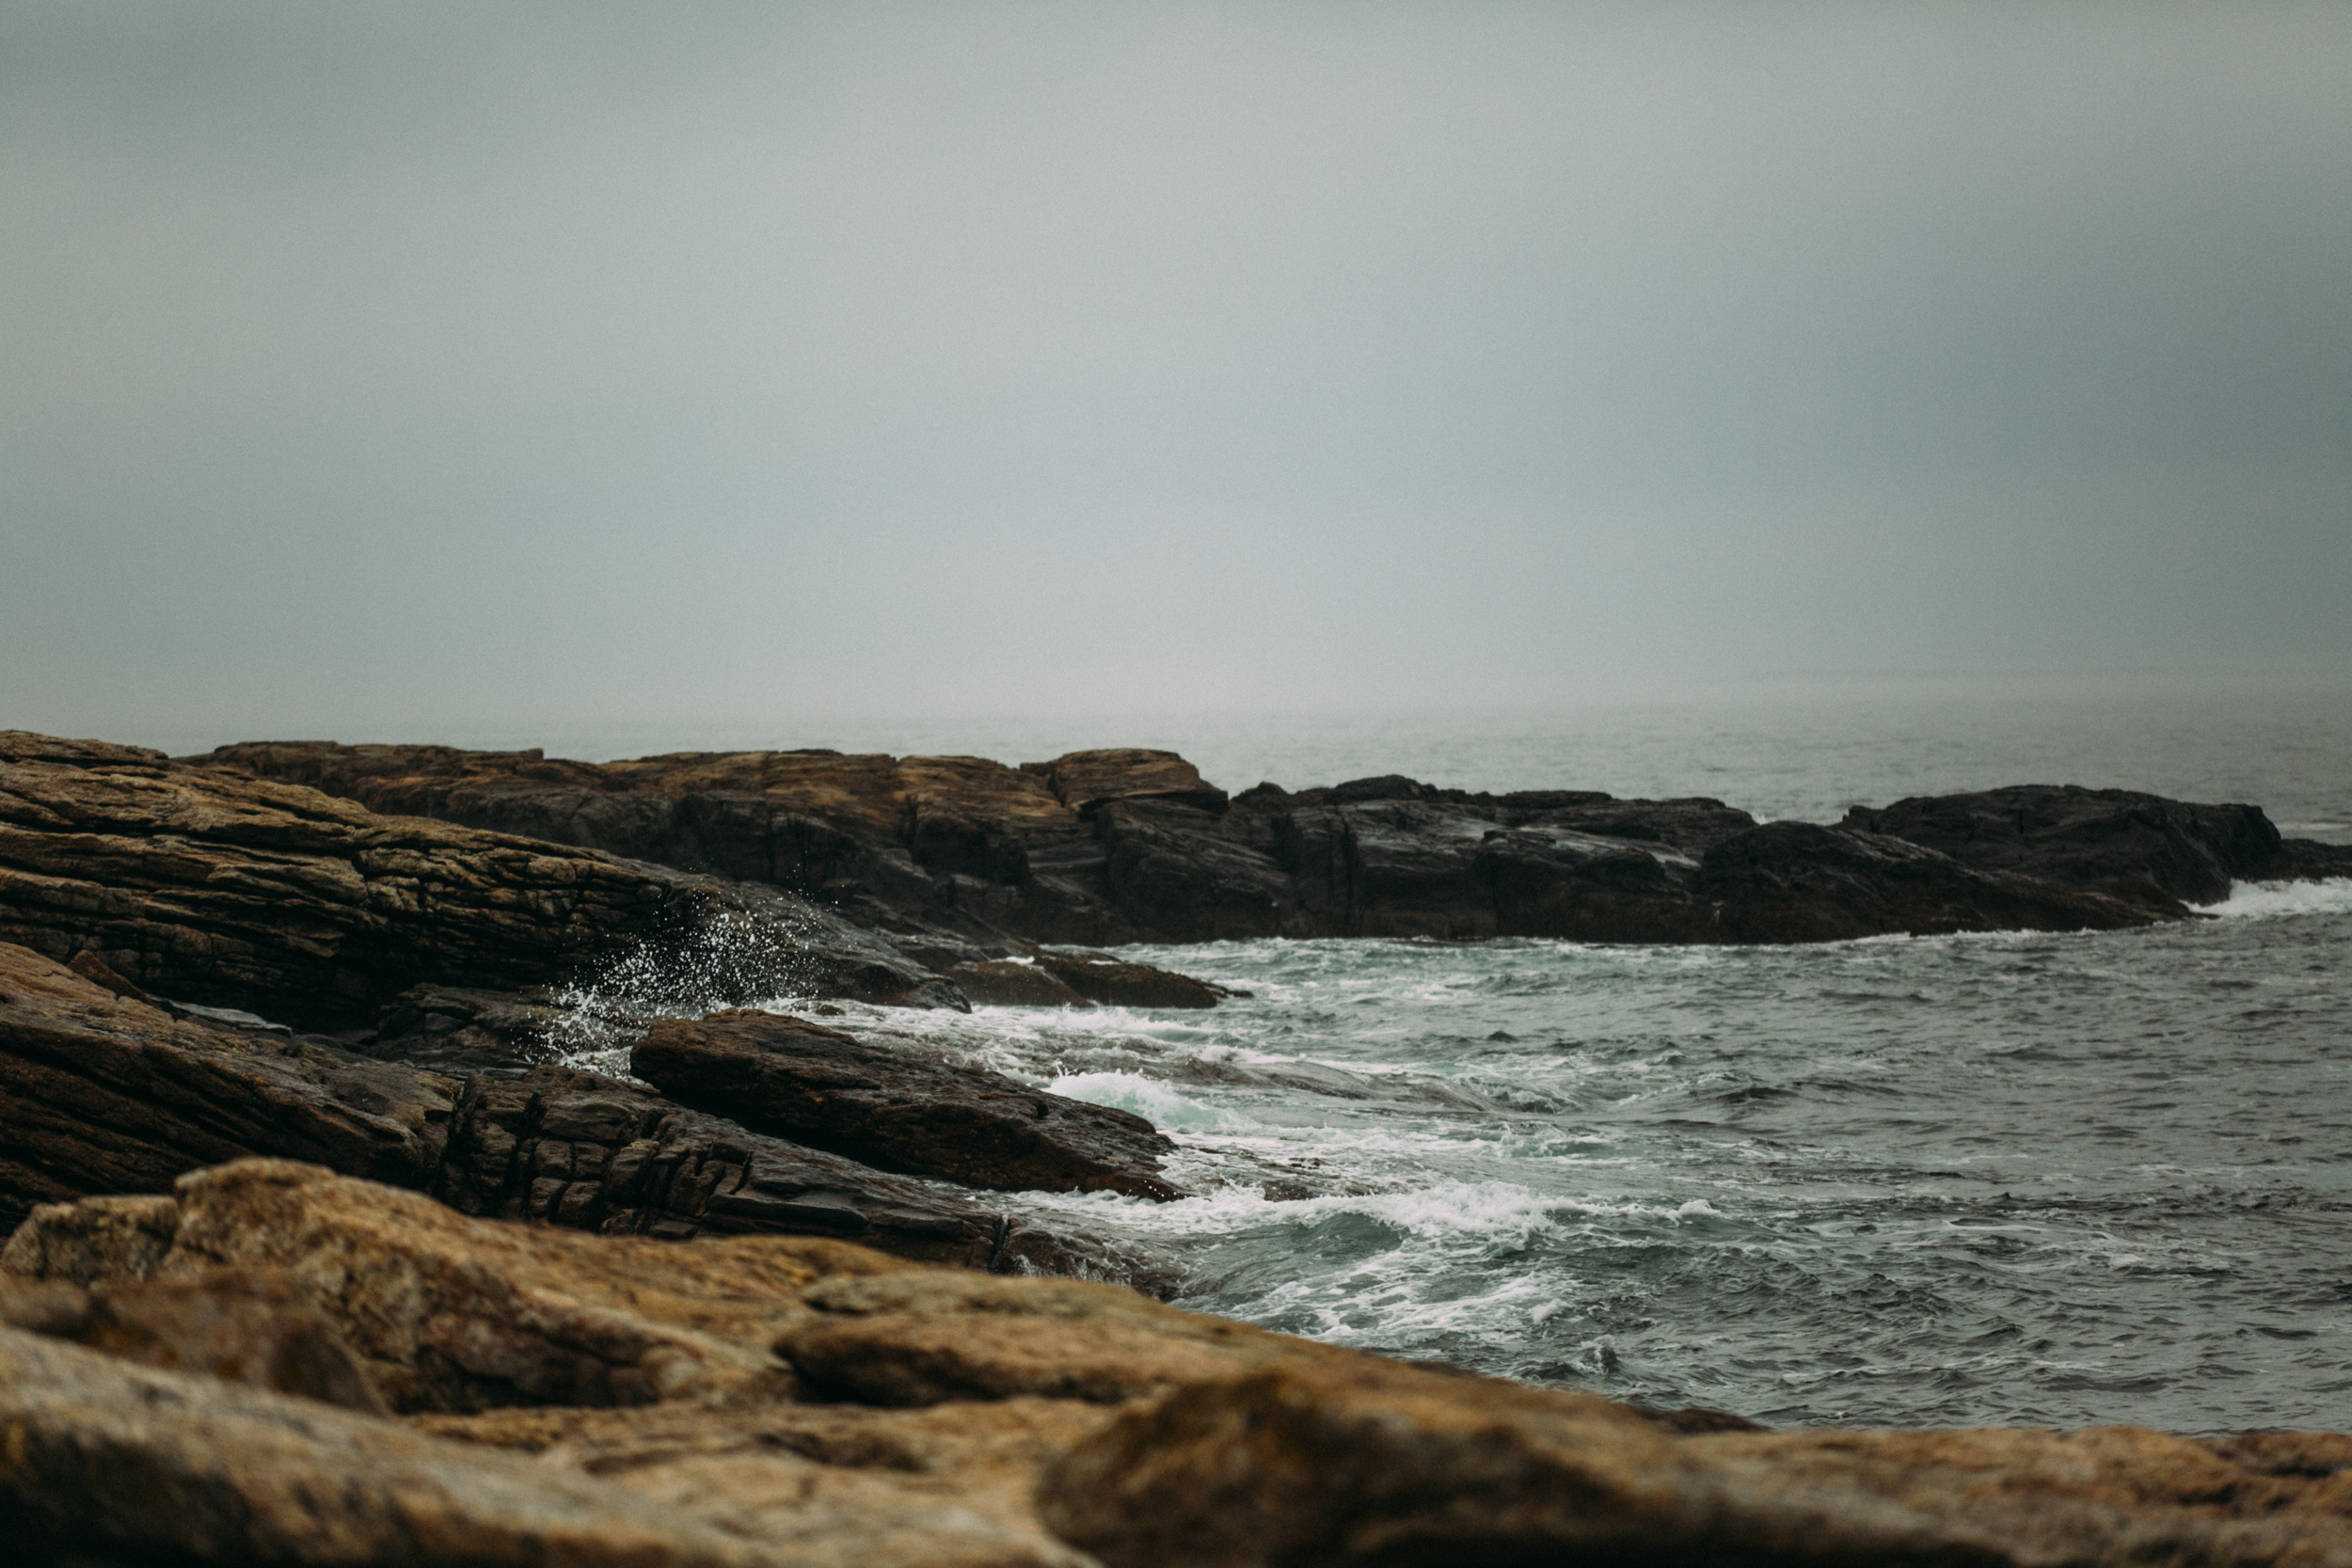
[3, 2, 2346, 748]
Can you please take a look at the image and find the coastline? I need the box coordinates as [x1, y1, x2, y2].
[5, 725, 2351, 1562]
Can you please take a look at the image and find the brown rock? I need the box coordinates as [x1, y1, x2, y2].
[0, 730, 958, 1027]
[632, 1009, 1182, 1200]
[0, 1265, 389, 1413]
[414, 1399, 1108, 1568]
[1038, 1362, 2352, 1568]
[5, 1158, 910, 1412]
[1042, 749, 1230, 815]
[14, 1154, 2352, 1568]
[0, 1326, 805, 1567]
[773, 1270, 1369, 1407]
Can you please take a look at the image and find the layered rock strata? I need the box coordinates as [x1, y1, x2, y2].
[189, 736, 2330, 946]
[0, 942, 1158, 1284]
[8, 1159, 2352, 1567]
[0, 731, 959, 1028]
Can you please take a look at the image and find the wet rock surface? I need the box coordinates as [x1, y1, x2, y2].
[8, 1160, 2352, 1567]
[634, 1009, 1184, 1200]
[189, 735, 2339, 948]
[0, 942, 1165, 1286]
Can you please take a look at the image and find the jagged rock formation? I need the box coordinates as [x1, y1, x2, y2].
[633, 1009, 1183, 1200]
[0, 942, 1164, 1286]
[190, 737, 2278, 945]
[8, 1159, 2352, 1567]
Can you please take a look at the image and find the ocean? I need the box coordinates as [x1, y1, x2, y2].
[483, 678, 2352, 1434]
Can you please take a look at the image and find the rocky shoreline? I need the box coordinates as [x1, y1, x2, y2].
[6, 725, 2352, 1563]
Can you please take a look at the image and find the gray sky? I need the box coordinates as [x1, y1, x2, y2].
[4, 2, 2347, 748]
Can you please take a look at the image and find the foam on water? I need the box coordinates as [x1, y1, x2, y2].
[963, 897, 2352, 1433]
[2201, 877, 2352, 919]
[1048, 1071, 1258, 1132]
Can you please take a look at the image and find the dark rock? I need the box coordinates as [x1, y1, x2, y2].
[1695, 821, 2166, 942]
[0, 941, 1165, 1286]
[1094, 799, 1298, 942]
[631, 1009, 1182, 1200]
[944, 960, 1093, 1008]
[1030, 949, 1230, 1010]
[2275, 837, 2352, 880]
[360, 982, 595, 1073]
[0, 731, 961, 1029]
[1843, 784, 2292, 907]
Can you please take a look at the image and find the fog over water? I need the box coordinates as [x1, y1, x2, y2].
[6, 4, 2350, 1437]
[4, 3, 2348, 741]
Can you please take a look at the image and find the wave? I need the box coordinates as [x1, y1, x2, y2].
[2201, 878, 2352, 919]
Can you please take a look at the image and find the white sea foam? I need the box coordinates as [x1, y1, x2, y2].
[2201, 878, 2352, 919]
[1047, 1071, 1259, 1132]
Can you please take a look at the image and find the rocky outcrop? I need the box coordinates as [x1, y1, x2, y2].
[633, 1010, 1182, 1200]
[194, 736, 2331, 947]
[0, 732, 960, 1028]
[10, 1159, 2352, 1567]
[0, 942, 1162, 1285]
[1843, 784, 2328, 907]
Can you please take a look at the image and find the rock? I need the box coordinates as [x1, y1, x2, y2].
[358, 981, 583, 1072]
[65, 948, 149, 1000]
[413, 1399, 1108, 1568]
[1093, 798, 1300, 941]
[945, 958, 1094, 1007]
[0, 730, 961, 1027]
[5, 1158, 910, 1411]
[183, 734, 2321, 946]
[632, 1009, 1183, 1200]
[15, 1155, 2352, 1568]
[1038, 1362, 2352, 1568]
[0, 1325, 834, 1567]
[1029, 948, 1231, 1009]
[1041, 749, 1230, 816]
[1693, 821, 2169, 942]
[1843, 784, 2294, 906]
[0, 1265, 389, 1413]
[0, 942, 1165, 1285]
[773, 1269, 1368, 1407]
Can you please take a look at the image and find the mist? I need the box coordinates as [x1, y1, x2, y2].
[4, 2, 2347, 751]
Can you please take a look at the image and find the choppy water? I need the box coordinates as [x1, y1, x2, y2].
[502, 682, 2352, 1433]
[788, 882, 2352, 1435]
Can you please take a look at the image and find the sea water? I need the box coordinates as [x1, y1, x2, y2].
[532, 679, 2352, 1434]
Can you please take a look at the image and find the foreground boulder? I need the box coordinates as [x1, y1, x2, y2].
[634, 1010, 1184, 1200]
[10, 1160, 2352, 1567]
[1039, 1362, 2352, 1568]
[0, 731, 957, 1027]
[0, 941, 1160, 1284]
